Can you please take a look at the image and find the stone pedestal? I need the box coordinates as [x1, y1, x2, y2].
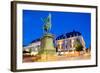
[38, 33, 56, 61]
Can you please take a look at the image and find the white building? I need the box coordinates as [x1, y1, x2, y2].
[23, 38, 41, 55]
[55, 30, 86, 52]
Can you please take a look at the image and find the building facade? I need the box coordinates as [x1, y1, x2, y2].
[23, 38, 41, 55]
[55, 31, 86, 52]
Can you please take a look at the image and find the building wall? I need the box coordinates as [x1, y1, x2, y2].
[23, 41, 41, 52]
[56, 36, 86, 52]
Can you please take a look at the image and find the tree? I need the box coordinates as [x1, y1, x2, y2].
[74, 39, 83, 52]
[29, 48, 32, 53]
[75, 43, 83, 51]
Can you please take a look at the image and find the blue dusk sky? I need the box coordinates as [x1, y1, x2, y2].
[23, 10, 91, 48]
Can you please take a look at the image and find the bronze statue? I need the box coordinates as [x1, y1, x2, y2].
[42, 14, 52, 34]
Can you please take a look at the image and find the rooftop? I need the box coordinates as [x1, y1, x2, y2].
[56, 30, 81, 40]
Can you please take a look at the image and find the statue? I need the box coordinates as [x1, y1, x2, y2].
[38, 13, 56, 61]
[42, 13, 52, 34]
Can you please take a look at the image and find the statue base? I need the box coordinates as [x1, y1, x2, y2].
[38, 33, 56, 61]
